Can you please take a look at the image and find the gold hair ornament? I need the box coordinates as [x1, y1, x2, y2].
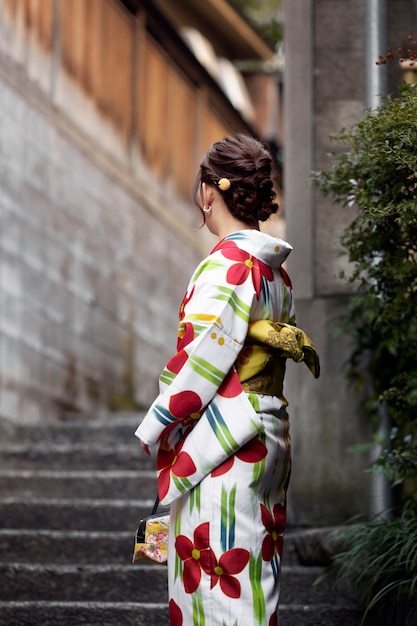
[217, 178, 231, 191]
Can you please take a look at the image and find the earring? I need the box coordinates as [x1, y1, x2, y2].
[202, 205, 212, 214]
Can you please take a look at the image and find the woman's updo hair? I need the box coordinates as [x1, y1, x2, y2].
[194, 133, 279, 227]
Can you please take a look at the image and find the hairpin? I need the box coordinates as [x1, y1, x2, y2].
[217, 178, 231, 191]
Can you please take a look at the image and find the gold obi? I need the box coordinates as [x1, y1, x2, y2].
[236, 321, 320, 399]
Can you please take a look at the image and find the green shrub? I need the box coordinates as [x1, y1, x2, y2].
[312, 82, 417, 624]
[332, 501, 417, 625]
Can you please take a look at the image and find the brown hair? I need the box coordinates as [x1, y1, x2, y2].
[193, 133, 279, 227]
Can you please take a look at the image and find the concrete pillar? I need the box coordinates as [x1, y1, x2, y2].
[283, 0, 370, 526]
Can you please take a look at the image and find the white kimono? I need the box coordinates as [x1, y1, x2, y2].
[136, 230, 319, 626]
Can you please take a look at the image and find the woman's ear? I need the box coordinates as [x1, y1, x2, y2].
[201, 182, 208, 204]
[202, 182, 215, 206]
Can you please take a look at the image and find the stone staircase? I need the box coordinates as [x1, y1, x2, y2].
[0, 414, 362, 626]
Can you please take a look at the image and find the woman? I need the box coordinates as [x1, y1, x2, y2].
[135, 133, 319, 625]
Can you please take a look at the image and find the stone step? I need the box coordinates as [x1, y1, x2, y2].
[0, 443, 152, 470]
[0, 497, 160, 531]
[0, 562, 351, 606]
[0, 470, 157, 499]
[0, 601, 168, 626]
[0, 563, 167, 604]
[280, 605, 362, 626]
[0, 413, 144, 446]
[0, 529, 135, 564]
[0, 601, 362, 626]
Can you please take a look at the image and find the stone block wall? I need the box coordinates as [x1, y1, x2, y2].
[0, 69, 206, 422]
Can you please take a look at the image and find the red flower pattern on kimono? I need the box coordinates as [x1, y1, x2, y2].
[269, 612, 278, 626]
[217, 370, 242, 398]
[169, 599, 183, 626]
[176, 322, 195, 352]
[157, 441, 197, 501]
[212, 240, 273, 299]
[260, 502, 286, 561]
[169, 390, 203, 422]
[279, 266, 292, 288]
[166, 349, 189, 375]
[179, 286, 194, 321]
[211, 437, 267, 477]
[175, 522, 214, 594]
[210, 548, 250, 598]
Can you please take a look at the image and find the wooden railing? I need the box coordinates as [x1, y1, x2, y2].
[0, 0, 249, 201]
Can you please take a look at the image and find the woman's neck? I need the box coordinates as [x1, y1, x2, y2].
[215, 217, 258, 241]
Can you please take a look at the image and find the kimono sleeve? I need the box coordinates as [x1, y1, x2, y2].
[135, 253, 256, 445]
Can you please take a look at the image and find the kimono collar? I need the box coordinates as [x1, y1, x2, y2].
[212, 230, 292, 270]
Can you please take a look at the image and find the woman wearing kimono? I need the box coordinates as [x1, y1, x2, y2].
[135, 134, 319, 626]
